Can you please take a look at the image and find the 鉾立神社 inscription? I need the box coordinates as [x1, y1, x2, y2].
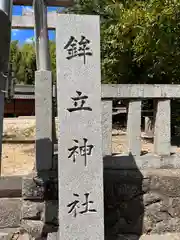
[56, 14, 104, 240]
[64, 35, 93, 64]
[67, 192, 97, 218]
[68, 138, 94, 166]
[67, 91, 92, 112]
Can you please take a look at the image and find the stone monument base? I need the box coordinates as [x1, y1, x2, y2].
[0, 168, 180, 239]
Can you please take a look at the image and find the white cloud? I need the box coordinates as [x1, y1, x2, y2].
[12, 29, 20, 37]
[22, 6, 34, 16]
[25, 37, 35, 44]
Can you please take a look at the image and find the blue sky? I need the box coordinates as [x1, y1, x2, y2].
[12, 5, 58, 44]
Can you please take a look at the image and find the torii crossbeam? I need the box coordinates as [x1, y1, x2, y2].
[13, 0, 73, 6]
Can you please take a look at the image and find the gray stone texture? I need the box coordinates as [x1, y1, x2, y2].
[56, 14, 104, 240]
[0, 198, 21, 228]
[0, 176, 21, 198]
[144, 116, 154, 138]
[154, 99, 171, 155]
[35, 70, 53, 171]
[127, 100, 142, 156]
[101, 84, 180, 99]
[102, 100, 112, 156]
[47, 232, 58, 240]
[0, 233, 8, 240]
[44, 201, 58, 226]
[21, 200, 44, 220]
[22, 177, 45, 200]
[104, 169, 180, 238]
[103, 154, 180, 169]
[21, 220, 44, 239]
[22, 173, 58, 201]
[0, 169, 180, 238]
[21, 220, 57, 239]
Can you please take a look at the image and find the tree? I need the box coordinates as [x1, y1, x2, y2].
[18, 43, 36, 84]
[67, 0, 180, 84]
[10, 40, 22, 83]
[49, 40, 56, 83]
[9, 40, 56, 85]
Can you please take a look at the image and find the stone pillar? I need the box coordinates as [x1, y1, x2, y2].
[35, 70, 53, 171]
[102, 100, 112, 156]
[127, 100, 142, 156]
[144, 116, 154, 138]
[56, 14, 104, 240]
[33, 0, 56, 171]
[154, 99, 171, 155]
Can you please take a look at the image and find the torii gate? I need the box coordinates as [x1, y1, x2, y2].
[0, 0, 73, 172]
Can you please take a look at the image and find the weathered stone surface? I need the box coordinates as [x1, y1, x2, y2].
[0, 198, 21, 228]
[35, 70, 53, 171]
[102, 100, 112, 156]
[47, 232, 58, 240]
[104, 169, 180, 237]
[144, 202, 170, 231]
[44, 201, 58, 226]
[22, 175, 58, 200]
[21, 220, 57, 238]
[152, 218, 180, 234]
[0, 176, 22, 198]
[149, 175, 180, 197]
[154, 99, 171, 155]
[22, 177, 44, 200]
[143, 192, 162, 206]
[0, 233, 8, 240]
[21, 220, 44, 239]
[104, 170, 144, 236]
[167, 198, 180, 218]
[56, 14, 104, 240]
[127, 100, 142, 156]
[21, 201, 44, 220]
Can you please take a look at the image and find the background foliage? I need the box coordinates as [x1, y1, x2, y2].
[11, 0, 180, 85]
[10, 40, 56, 84]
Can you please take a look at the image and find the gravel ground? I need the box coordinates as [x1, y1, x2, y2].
[1, 117, 178, 176]
[1, 143, 35, 176]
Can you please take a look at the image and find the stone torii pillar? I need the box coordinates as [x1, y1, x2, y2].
[0, 0, 12, 172]
[33, 0, 56, 171]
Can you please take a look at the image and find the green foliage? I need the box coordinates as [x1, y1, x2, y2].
[10, 41, 22, 83]
[10, 40, 56, 85]
[10, 0, 180, 86]
[67, 0, 180, 84]
[49, 41, 56, 83]
[18, 43, 36, 84]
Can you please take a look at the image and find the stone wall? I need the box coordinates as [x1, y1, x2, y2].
[0, 172, 58, 239]
[1, 168, 180, 239]
[105, 169, 180, 239]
